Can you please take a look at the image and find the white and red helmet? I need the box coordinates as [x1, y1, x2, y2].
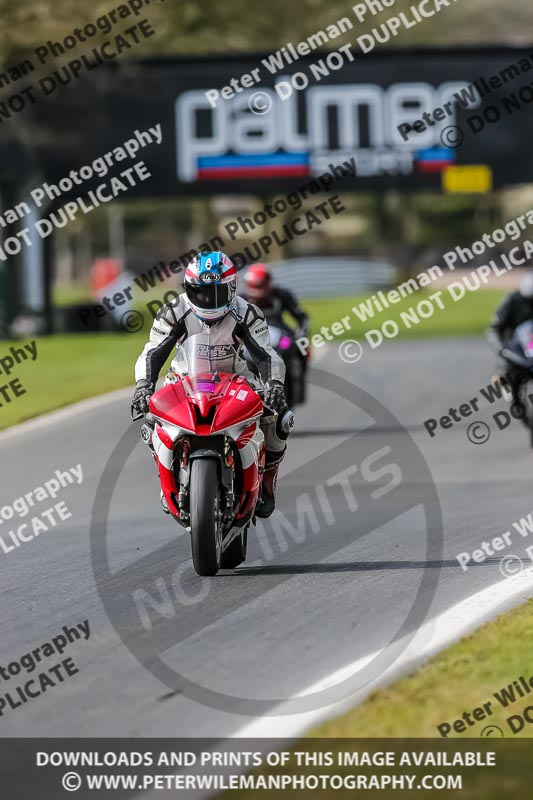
[244, 263, 272, 305]
[184, 251, 237, 322]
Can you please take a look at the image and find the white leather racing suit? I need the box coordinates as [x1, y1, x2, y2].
[134, 294, 287, 454]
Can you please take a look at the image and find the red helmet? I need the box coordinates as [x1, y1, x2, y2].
[244, 263, 272, 304]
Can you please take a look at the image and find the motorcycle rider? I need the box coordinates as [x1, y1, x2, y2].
[131, 251, 289, 519]
[242, 263, 310, 399]
[490, 271, 533, 412]
[242, 263, 309, 337]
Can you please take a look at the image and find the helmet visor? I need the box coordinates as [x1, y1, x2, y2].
[185, 282, 230, 310]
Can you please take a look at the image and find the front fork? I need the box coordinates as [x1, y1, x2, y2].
[140, 423, 237, 528]
[177, 438, 191, 522]
[176, 437, 235, 527]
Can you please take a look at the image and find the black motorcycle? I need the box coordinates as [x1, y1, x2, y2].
[269, 321, 308, 408]
[245, 320, 308, 408]
[500, 320, 533, 446]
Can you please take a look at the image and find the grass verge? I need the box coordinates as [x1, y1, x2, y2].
[0, 332, 145, 430]
[309, 598, 533, 738]
[303, 288, 506, 341]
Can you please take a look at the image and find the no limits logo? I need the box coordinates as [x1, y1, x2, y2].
[90, 367, 443, 715]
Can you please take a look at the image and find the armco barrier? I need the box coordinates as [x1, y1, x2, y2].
[269, 257, 396, 298]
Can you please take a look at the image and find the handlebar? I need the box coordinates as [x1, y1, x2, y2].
[131, 384, 295, 434]
[131, 408, 155, 423]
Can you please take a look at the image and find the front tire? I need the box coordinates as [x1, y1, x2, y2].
[526, 389, 533, 448]
[285, 354, 305, 407]
[190, 459, 221, 576]
[220, 528, 248, 569]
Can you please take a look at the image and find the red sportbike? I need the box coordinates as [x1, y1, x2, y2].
[137, 333, 270, 576]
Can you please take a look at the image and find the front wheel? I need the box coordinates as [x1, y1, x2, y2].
[220, 527, 248, 569]
[190, 458, 221, 576]
[516, 383, 533, 446]
[527, 390, 533, 449]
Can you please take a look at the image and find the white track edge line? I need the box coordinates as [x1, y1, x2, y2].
[0, 386, 133, 442]
[233, 567, 533, 738]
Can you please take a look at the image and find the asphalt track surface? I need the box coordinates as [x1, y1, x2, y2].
[1, 337, 531, 737]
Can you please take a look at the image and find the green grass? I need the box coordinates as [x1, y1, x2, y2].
[302, 288, 506, 341]
[0, 288, 506, 429]
[0, 332, 145, 429]
[310, 599, 533, 738]
[52, 284, 93, 306]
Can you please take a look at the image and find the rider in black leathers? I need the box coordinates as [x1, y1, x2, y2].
[490, 272, 533, 412]
[241, 263, 309, 337]
[241, 263, 310, 402]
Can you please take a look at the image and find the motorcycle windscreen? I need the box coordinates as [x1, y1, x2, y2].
[178, 332, 253, 379]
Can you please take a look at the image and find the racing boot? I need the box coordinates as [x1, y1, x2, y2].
[493, 372, 525, 416]
[257, 449, 285, 519]
[160, 490, 170, 515]
[492, 373, 512, 403]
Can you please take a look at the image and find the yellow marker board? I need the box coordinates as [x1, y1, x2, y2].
[442, 165, 493, 194]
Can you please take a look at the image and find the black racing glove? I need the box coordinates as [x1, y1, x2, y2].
[131, 380, 153, 419]
[264, 379, 287, 414]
